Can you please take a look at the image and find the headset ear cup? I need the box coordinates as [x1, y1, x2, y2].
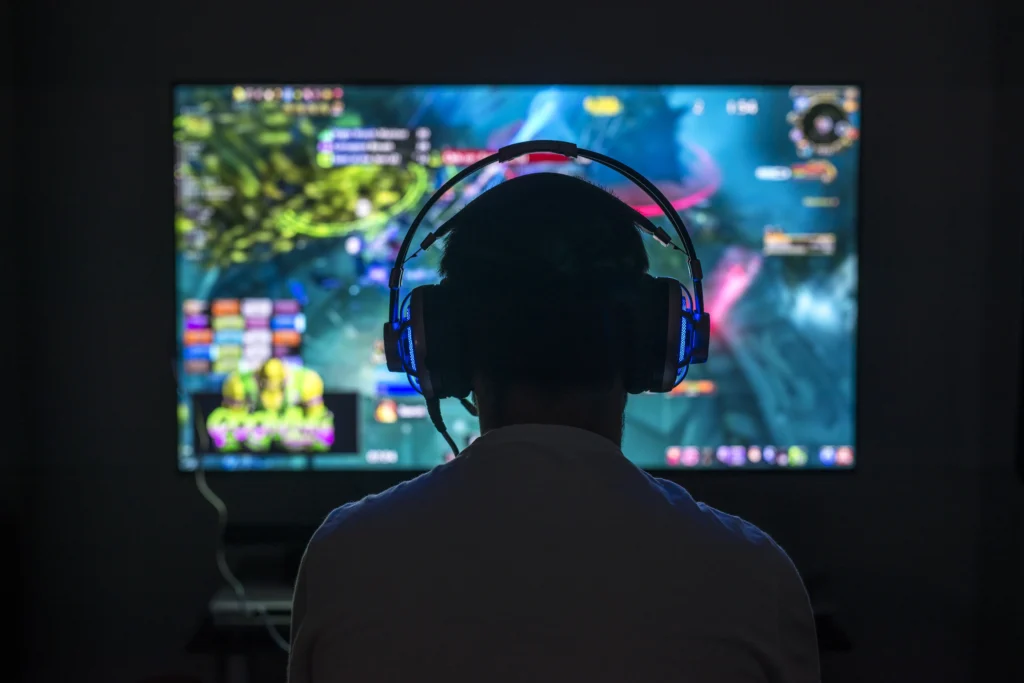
[658, 279, 686, 393]
[416, 285, 471, 400]
[404, 287, 433, 398]
[622, 284, 645, 395]
[625, 277, 685, 394]
[624, 276, 662, 394]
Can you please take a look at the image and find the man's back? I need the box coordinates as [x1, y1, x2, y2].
[290, 425, 820, 682]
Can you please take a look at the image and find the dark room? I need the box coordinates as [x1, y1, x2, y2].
[6, 0, 1023, 681]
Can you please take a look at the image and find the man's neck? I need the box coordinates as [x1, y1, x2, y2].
[475, 386, 626, 447]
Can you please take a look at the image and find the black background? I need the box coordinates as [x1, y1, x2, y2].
[7, 0, 1024, 681]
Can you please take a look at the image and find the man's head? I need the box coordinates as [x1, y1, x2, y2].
[438, 173, 650, 445]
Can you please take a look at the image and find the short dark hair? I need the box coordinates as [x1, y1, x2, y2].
[438, 172, 650, 391]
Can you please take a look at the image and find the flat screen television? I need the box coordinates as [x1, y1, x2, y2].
[174, 84, 860, 472]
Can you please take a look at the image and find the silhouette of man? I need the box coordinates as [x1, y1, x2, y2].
[289, 173, 820, 682]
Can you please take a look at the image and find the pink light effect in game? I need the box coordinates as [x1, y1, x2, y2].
[706, 252, 763, 324]
[629, 143, 722, 217]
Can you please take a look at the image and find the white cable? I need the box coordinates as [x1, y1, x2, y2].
[183, 375, 291, 654]
[194, 468, 291, 653]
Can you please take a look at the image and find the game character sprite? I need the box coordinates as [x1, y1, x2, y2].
[221, 358, 326, 418]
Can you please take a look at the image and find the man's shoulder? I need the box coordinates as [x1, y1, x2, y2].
[649, 476, 795, 568]
[309, 467, 442, 546]
[307, 466, 795, 576]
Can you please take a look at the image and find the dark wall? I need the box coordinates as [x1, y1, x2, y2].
[984, 3, 1024, 678]
[5, 0, 30, 677]
[18, 1, 1021, 682]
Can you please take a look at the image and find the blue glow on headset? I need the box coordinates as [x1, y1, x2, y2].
[679, 314, 689, 363]
[398, 293, 419, 377]
[401, 325, 416, 372]
[399, 320, 423, 394]
[676, 316, 690, 383]
[676, 361, 690, 385]
[676, 283, 693, 384]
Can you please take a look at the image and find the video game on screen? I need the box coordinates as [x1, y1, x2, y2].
[175, 84, 859, 472]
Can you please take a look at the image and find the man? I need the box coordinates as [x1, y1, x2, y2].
[289, 173, 820, 682]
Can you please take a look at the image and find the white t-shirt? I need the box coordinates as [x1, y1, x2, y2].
[289, 424, 820, 683]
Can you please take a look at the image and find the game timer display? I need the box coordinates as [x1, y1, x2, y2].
[174, 84, 860, 472]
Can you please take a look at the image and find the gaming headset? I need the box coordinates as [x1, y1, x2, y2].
[382, 140, 710, 452]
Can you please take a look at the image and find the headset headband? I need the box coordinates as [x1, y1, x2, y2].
[387, 140, 706, 328]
